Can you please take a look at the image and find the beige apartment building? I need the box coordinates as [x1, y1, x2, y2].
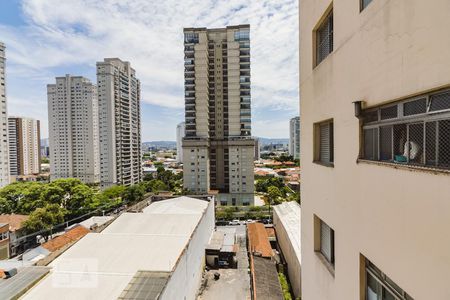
[47, 75, 100, 184]
[300, 0, 450, 299]
[8, 117, 41, 177]
[97, 58, 142, 188]
[182, 25, 255, 206]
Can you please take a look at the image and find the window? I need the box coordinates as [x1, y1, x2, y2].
[234, 29, 250, 41]
[315, 9, 333, 66]
[360, 89, 450, 170]
[184, 33, 199, 44]
[363, 257, 414, 300]
[314, 120, 334, 165]
[319, 220, 334, 265]
[361, 0, 373, 11]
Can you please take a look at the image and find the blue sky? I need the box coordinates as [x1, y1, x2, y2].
[0, 0, 299, 141]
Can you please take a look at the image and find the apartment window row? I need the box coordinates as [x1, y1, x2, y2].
[314, 216, 413, 299]
[361, 90, 450, 170]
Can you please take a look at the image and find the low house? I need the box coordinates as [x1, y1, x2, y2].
[0, 214, 29, 257]
[205, 229, 238, 268]
[247, 223, 283, 300]
[0, 223, 9, 259]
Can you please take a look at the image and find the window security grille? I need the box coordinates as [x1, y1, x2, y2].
[361, 90, 450, 170]
[320, 220, 334, 264]
[403, 98, 427, 116]
[365, 258, 414, 300]
[316, 11, 333, 65]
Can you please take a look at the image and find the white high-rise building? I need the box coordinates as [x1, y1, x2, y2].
[8, 117, 41, 176]
[289, 116, 300, 160]
[176, 122, 185, 163]
[97, 58, 141, 187]
[0, 43, 9, 187]
[47, 75, 100, 183]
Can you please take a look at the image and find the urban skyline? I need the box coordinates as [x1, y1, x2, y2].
[0, 0, 299, 142]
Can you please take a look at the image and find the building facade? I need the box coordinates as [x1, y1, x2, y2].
[300, 0, 450, 299]
[8, 117, 41, 176]
[176, 122, 185, 163]
[182, 25, 255, 206]
[254, 137, 260, 161]
[47, 75, 100, 183]
[289, 116, 300, 160]
[97, 58, 141, 187]
[0, 43, 9, 187]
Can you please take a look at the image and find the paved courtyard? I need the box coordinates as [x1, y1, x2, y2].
[197, 225, 251, 300]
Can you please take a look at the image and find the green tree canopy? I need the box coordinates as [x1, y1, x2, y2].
[22, 204, 67, 234]
[267, 186, 283, 205]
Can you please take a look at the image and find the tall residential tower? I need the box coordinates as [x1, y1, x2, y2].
[289, 116, 300, 160]
[47, 75, 100, 183]
[0, 43, 9, 187]
[97, 58, 141, 187]
[8, 117, 41, 177]
[182, 25, 255, 206]
[176, 122, 185, 163]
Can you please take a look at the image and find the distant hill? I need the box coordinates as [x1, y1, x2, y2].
[142, 141, 176, 149]
[258, 137, 289, 146]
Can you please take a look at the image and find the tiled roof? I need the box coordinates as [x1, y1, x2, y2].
[0, 214, 29, 232]
[247, 223, 273, 258]
[42, 225, 89, 252]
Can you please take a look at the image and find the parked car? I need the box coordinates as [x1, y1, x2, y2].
[229, 219, 240, 226]
[215, 220, 229, 226]
[261, 218, 272, 224]
[246, 219, 255, 224]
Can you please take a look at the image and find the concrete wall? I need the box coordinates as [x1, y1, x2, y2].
[161, 199, 214, 300]
[300, 0, 450, 299]
[273, 210, 301, 298]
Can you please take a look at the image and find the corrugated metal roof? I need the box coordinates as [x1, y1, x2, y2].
[118, 271, 171, 300]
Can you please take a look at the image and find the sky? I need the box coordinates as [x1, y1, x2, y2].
[0, 0, 299, 141]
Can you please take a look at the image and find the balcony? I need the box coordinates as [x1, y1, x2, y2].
[360, 90, 450, 172]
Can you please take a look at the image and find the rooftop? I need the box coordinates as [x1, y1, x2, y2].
[23, 196, 211, 300]
[247, 223, 273, 258]
[0, 214, 28, 232]
[41, 225, 89, 253]
[273, 201, 301, 261]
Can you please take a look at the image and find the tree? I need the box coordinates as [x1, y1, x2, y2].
[0, 197, 12, 214]
[22, 204, 66, 234]
[151, 180, 167, 192]
[66, 185, 95, 216]
[41, 185, 65, 205]
[267, 186, 282, 205]
[101, 185, 126, 200]
[122, 185, 145, 204]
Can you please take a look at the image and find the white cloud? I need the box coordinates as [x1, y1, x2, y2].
[1, 0, 299, 139]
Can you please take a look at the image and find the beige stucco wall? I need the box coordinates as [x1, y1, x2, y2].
[300, 0, 450, 299]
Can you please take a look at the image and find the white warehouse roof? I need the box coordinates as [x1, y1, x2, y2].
[273, 201, 301, 261]
[23, 196, 212, 300]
